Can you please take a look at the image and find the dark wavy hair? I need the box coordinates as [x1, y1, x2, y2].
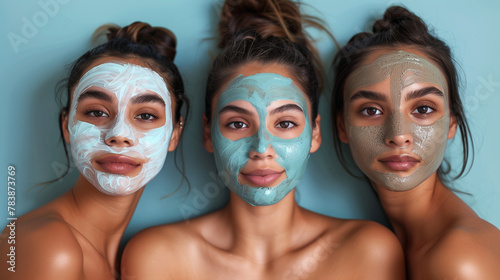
[331, 6, 474, 182]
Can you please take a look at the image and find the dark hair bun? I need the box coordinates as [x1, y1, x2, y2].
[346, 32, 371, 45]
[218, 0, 305, 48]
[95, 21, 177, 61]
[372, 6, 428, 35]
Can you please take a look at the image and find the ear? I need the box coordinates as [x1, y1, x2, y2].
[336, 112, 349, 144]
[309, 114, 322, 153]
[168, 116, 183, 152]
[447, 113, 458, 140]
[61, 110, 70, 143]
[202, 113, 214, 153]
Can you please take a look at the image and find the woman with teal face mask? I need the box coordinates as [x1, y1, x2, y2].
[122, 1, 405, 279]
[332, 6, 500, 279]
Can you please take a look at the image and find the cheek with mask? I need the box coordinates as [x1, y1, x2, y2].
[344, 51, 450, 191]
[68, 62, 173, 196]
[212, 73, 312, 206]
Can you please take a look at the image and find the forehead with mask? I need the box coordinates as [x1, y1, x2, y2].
[67, 62, 173, 196]
[342, 50, 452, 191]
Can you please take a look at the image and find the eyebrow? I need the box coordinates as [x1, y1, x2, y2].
[349, 90, 388, 102]
[77, 90, 112, 103]
[131, 93, 166, 106]
[404, 86, 444, 101]
[219, 105, 254, 116]
[270, 104, 303, 115]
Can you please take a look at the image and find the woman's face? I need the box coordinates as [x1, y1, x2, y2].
[338, 49, 457, 192]
[204, 63, 321, 206]
[63, 57, 181, 196]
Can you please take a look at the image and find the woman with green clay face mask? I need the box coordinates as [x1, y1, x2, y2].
[0, 22, 187, 280]
[333, 6, 500, 279]
[121, 1, 405, 279]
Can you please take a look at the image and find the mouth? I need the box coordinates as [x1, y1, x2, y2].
[94, 154, 143, 175]
[240, 169, 285, 187]
[378, 154, 420, 171]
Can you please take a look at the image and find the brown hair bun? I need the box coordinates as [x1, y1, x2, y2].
[95, 21, 177, 61]
[218, 0, 310, 49]
[372, 6, 428, 39]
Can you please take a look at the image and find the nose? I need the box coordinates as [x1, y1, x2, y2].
[105, 135, 134, 147]
[248, 127, 274, 159]
[249, 145, 276, 159]
[384, 112, 413, 148]
[104, 117, 135, 147]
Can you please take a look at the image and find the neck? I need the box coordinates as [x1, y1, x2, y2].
[221, 190, 305, 264]
[375, 173, 459, 250]
[60, 176, 144, 268]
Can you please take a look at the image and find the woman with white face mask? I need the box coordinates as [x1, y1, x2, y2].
[332, 6, 500, 279]
[0, 22, 187, 280]
[121, 1, 405, 279]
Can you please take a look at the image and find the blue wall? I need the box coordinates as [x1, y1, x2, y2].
[1, 0, 499, 243]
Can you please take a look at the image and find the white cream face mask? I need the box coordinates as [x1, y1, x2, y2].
[68, 62, 173, 196]
[212, 73, 312, 206]
[344, 51, 449, 191]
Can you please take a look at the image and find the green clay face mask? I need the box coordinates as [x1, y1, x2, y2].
[212, 73, 312, 206]
[344, 51, 450, 191]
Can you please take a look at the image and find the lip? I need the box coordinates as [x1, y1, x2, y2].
[240, 169, 285, 187]
[94, 154, 143, 175]
[378, 155, 420, 171]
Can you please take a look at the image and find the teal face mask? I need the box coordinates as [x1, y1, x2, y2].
[212, 73, 313, 206]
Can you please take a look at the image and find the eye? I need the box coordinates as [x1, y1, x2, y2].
[85, 110, 109, 118]
[360, 107, 382, 116]
[227, 121, 248, 129]
[275, 121, 297, 129]
[412, 105, 435, 115]
[134, 113, 158, 121]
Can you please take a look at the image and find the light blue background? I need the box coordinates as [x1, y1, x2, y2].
[1, 0, 499, 245]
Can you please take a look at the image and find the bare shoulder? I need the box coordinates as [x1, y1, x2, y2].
[300, 210, 405, 279]
[123, 219, 201, 259]
[424, 221, 500, 279]
[305, 210, 401, 253]
[0, 215, 83, 280]
[320, 215, 405, 280]
[122, 211, 222, 279]
[333, 219, 403, 259]
[124, 210, 221, 255]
